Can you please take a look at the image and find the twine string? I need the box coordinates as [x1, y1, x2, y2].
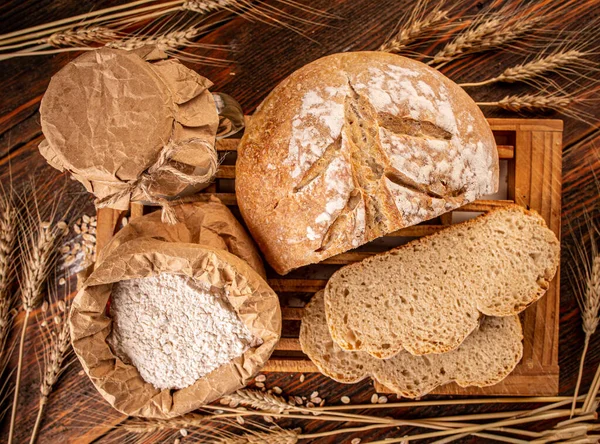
[95, 140, 217, 224]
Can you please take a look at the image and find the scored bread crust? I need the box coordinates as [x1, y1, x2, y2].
[324, 205, 560, 359]
[236, 52, 498, 275]
[300, 291, 523, 398]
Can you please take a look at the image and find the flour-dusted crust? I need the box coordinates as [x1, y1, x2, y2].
[236, 52, 498, 275]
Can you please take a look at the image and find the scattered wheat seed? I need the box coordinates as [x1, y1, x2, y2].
[310, 391, 319, 398]
[219, 398, 229, 405]
[58, 277, 66, 286]
[371, 394, 379, 404]
[255, 382, 265, 388]
[255, 374, 266, 382]
[41, 301, 49, 312]
[122, 217, 128, 226]
[294, 396, 303, 405]
[73, 225, 81, 234]
[299, 374, 305, 382]
[319, 399, 325, 407]
[273, 386, 282, 394]
[82, 215, 90, 223]
[179, 428, 188, 437]
[306, 401, 315, 408]
[58, 300, 66, 312]
[378, 396, 388, 404]
[264, 415, 274, 423]
[312, 397, 322, 404]
[352, 438, 361, 444]
[341, 396, 351, 404]
[236, 416, 244, 425]
[53, 315, 61, 325]
[174, 439, 181, 444]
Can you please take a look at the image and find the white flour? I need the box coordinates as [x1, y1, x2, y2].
[109, 273, 256, 390]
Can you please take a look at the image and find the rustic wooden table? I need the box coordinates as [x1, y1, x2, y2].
[1, 0, 599, 442]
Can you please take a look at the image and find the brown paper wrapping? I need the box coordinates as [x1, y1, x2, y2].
[39, 47, 220, 210]
[70, 199, 280, 418]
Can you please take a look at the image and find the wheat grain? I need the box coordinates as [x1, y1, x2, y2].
[222, 390, 293, 414]
[30, 293, 73, 444]
[379, 1, 449, 54]
[460, 50, 590, 87]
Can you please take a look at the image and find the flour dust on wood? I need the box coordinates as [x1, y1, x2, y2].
[109, 273, 257, 390]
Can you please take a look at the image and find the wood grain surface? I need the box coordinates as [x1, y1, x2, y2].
[1, 1, 599, 443]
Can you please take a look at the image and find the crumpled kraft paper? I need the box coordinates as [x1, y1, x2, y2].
[70, 199, 280, 418]
[39, 46, 219, 211]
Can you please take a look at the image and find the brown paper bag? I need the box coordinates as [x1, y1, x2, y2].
[70, 198, 280, 418]
[39, 47, 220, 222]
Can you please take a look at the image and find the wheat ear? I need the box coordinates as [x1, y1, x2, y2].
[379, 0, 450, 54]
[477, 90, 596, 124]
[0, 190, 17, 357]
[429, 3, 547, 68]
[29, 286, 73, 444]
[222, 390, 294, 414]
[460, 50, 591, 87]
[7, 200, 67, 444]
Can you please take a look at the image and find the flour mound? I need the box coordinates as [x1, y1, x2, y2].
[109, 273, 256, 390]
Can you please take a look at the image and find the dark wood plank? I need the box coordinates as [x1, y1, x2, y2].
[0, 0, 600, 443]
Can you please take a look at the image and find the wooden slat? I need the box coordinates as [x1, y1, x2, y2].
[95, 208, 122, 260]
[268, 279, 327, 292]
[276, 338, 303, 351]
[217, 138, 514, 159]
[282, 307, 304, 320]
[206, 193, 514, 211]
[130, 202, 144, 220]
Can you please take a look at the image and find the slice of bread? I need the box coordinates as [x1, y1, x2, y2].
[325, 205, 559, 358]
[300, 291, 523, 398]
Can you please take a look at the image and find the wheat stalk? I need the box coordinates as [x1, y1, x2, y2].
[29, 286, 73, 444]
[568, 209, 600, 417]
[215, 430, 299, 444]
[460, 50, 591, 88]
[0, 0, 333, 60]
[379, 0, 450, 54]
[7, 190, 68, 444]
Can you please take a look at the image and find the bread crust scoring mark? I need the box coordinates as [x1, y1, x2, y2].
[291, 77, 462, 253]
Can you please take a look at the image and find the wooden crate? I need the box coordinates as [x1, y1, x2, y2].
[96, 117, 562, 397]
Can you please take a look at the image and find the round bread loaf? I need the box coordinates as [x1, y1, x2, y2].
[236, 52, 498, 275]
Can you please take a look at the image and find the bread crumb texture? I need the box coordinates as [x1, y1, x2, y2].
[324, 206, 559, 358]
[109, 273, 256, 390]
[236, 52, 498, 274]
[301, 291, 523, 398]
